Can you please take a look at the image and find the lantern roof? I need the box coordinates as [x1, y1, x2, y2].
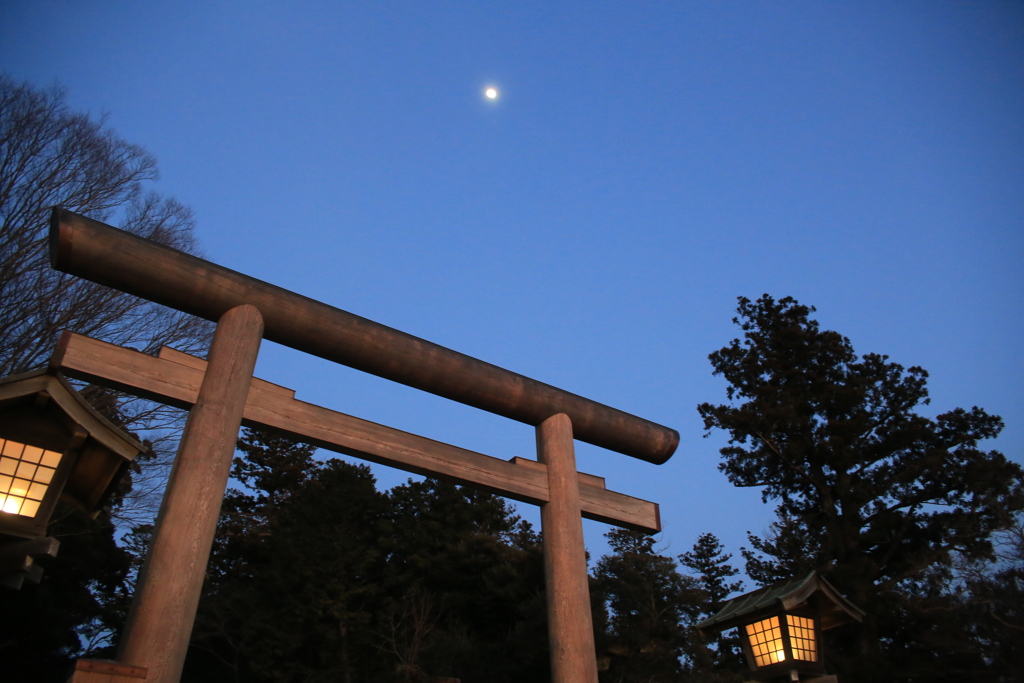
[0, 369, 148, 516]
[697, 571, 865, 633]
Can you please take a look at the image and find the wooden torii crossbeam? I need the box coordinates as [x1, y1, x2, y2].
[49, 208, 678, 683]
[50, 332, 660, 533]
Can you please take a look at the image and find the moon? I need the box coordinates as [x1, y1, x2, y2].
[485, 86, 498, 100]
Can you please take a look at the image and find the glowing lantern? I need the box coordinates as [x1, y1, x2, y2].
[0, 369, 146, 588]
[0, 439, 65, 518]
[697, 572, 864, 682]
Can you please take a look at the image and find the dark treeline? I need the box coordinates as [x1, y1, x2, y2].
[6, 419, 1021, 682]
[183, 428, 549, 682]
[176, 427, 749, 683]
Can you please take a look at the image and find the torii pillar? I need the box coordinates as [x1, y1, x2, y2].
[538, 413, 599, 683]
[118, 305, 263, 683]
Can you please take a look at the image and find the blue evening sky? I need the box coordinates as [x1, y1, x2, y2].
[3, 1, 1023, 569]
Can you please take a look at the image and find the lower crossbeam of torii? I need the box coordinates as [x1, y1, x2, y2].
[50, 208, 678, 683]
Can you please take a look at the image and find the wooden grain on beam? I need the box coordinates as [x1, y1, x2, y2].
[158, 347, 295, 398]
[50, 332, 660, 532]
[509, 456, 606, 489]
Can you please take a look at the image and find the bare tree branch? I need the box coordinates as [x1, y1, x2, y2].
[0, 73, 213, 523]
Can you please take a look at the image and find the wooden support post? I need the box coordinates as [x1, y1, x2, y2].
[537, 414, 599, 683]
[117, 305, 263, 682]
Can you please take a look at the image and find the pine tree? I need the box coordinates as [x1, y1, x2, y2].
[188, 429, 387, 682]
[678, 533, 745, 679]
[698, 294, 1024, 681]
[594, 529, 699, 682]
[187, 429, 550, 683]
[379, 478, 549, 682]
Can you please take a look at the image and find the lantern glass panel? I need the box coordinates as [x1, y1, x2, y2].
[0, 439, 63, 517]
[745, 616, 786, 667]
[786, 614, 818, 662]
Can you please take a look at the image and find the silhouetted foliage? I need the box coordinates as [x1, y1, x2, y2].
[186, 427, 549, 683]
[0, 74, 208, 379]
[379, 478, 549, 682]
[0, 507, 132, 680]
[592, 529, 751, 683]
[949, 514, 1024, 681]
[678, 533, 745, 679]
[698, 294, 1024, 681]
[594, 529, 698, 682]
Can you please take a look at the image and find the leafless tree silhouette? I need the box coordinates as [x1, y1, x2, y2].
[0, 74, 213, 521]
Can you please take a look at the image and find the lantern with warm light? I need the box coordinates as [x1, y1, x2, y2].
[1, 438, 67, 523]
[0, 369, 147, 588]
[697, 572, 864, 683]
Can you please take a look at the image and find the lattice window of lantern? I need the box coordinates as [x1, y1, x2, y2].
[745, 616, 785, 667]
[0, 439, 62, 517]
[786, 614, 818, 662]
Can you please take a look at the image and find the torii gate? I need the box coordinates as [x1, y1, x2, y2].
[49, 208, 678, 683]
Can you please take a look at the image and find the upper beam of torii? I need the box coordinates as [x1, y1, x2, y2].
[49, 208, 679, 465]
